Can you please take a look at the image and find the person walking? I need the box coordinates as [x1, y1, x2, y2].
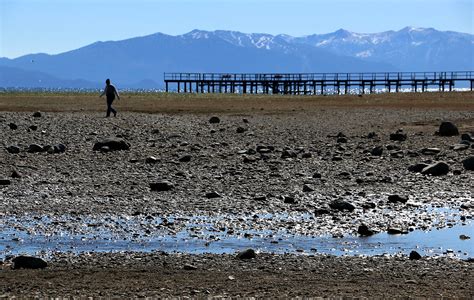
[99, 78, 120, 117]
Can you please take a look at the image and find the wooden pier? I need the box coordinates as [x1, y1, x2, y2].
[164, 71, 474, 95]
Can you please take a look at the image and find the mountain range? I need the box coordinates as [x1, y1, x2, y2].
[0, 27, 472, 89]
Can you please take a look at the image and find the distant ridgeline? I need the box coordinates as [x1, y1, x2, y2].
[164, 71, 474, 95]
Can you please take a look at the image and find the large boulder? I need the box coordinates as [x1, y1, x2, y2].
[421, 161, 450, 176]
[462, 157, 474, 171]
[93, 138, 130, 151]
[438, 122, 459, 136]
[12, 256, 47, 269]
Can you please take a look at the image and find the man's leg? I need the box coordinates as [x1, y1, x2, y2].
[107, 98, 116, 117]
[106, 99, 112, 117]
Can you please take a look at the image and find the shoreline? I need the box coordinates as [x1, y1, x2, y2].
[1, 92, 473, 297]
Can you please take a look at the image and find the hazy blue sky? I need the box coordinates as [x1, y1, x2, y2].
[1, 0, 472, 58]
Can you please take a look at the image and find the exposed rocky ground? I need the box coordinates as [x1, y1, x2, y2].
[1, 104, 473, 297]
[1, 252, 473, 298]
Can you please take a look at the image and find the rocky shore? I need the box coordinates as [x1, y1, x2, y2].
[1, 96, 473, 297]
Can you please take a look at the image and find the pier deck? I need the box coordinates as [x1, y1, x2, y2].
[164, 71, 474, 95]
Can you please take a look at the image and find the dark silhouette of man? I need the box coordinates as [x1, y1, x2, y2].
[99, 79, 120, 117]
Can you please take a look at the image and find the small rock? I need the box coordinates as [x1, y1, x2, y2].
[390, 130, 407, 141]
[438, 121, 459, 136]
[329, 200, 355, 212]
[183, 264, 198, 271]
[29, 125, 38, 131]
[461, 133, 473, 142]
[302, 184, 314, 193]
[301, 152, 312, 158]
[388, 194, 408, 204]
[205, 191, 221, 199]
[209, 116, 220, 124]
[453, 144, 469, 151]
[149, 181, 174, 192]
[314, 208, 331, 215]
[281, 150, 297, 159]
[387, 227, 407, 234]
[145, 156, 159, 164]
[370, 146, 383, 156]
[11, 169, 22, 178]
[12, 256, 47, 269]
[179, 155, 192, 162]
[421, 161, 450, 176]
[242, 118, 249, 123]
[284, 196, 296, 204]
[93, 138, 130, 151]
[367, 132, 377, 139]
[236, 127, 246, 133]
[312, 172, 322, 179]
[32, 111, 42, 118]
[408, 163, 429, 173]
[0, 179, 11, 185]
[27, 144, 44, 153]
[462, 157, 474, 171]
[53, 144, 66, 153]
[409, 251, 422, 260]
[236, 249, 256, 259]
[8, 123, 18, 130]
[421, 148, 441, 155]
[6, 145, 20, 154]
[337, 137, 348, 143]
[358, 225, 374, 236]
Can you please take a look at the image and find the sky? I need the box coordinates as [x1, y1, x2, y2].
[1, 0, 472, 58]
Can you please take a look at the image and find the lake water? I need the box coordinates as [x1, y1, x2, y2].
[1, 214, 472, 259]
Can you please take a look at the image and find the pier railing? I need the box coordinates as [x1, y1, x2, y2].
[164, 71, 474, 94]
[165, 71, 473, 82]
